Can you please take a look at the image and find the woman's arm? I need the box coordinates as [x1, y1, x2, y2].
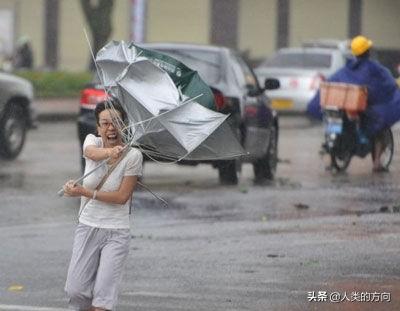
[64, 175, 138, 205]
[84, 145, 124, 161]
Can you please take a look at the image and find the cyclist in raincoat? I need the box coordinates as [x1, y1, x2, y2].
[307, 35, 400, 171]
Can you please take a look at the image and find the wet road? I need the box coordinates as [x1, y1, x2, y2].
[0, 117, 399, 311]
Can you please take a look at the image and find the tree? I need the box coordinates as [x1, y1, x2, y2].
[45, 0, 60, 69]
[80, 0, 114, 70]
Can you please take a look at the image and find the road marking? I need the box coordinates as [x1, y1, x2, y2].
[123, 290, 193, 299]
[0, 304, 69, 311]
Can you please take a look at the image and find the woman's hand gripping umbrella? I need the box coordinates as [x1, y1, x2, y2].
[58, 40, 245, 199]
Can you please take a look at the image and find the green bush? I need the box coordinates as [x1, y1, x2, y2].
[15, 71, 92, 98]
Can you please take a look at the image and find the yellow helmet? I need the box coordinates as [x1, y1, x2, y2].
[351, 35, 373, 56]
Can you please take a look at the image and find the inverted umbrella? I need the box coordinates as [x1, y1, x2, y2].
[96, 40, 245, 161]
[57, 40, 245, 196]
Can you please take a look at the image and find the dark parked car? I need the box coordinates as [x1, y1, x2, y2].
[0, 71, 36, 159]
[78, 43, 280, 184]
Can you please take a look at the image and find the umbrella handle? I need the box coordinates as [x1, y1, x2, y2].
[57, 145, 130, 198]
[57, 189, 64, 197]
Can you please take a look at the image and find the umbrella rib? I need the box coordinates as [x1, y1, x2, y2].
[59, 36, 191, 203]
[83, 28, 114, 98]
[62, 38, 244, 198]
[121, 93, 205, 156]
[118, 90, 202, 128]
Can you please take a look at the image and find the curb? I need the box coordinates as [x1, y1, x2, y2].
[38, 113, 77, 122]
[34, 98, 79, 123]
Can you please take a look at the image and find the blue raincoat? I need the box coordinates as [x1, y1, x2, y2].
[307, 57, 400, 136]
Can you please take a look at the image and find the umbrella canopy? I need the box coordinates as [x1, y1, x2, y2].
[96, 40, 215, 110]
[95, 40, 245, 161]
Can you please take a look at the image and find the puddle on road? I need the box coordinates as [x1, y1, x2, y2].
[338, 205, 400, 217]
[251, 177, 302, 189]
[252, 200, 400, 224]
[272, 177, 302, 189]
[137, 168, 400, 223]
[0, 172, 25, 188]
[135, 195, 186, 210]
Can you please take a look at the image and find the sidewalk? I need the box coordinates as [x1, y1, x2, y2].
[34, 97, 79, 122]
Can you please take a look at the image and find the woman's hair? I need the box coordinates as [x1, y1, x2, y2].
[94, 98, 127, 125]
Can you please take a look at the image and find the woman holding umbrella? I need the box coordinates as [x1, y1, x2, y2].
[63, 99, 143, 311]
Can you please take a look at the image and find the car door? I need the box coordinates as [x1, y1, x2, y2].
[229, 53, 271, 158]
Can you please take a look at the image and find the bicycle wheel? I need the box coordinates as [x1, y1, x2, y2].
[331, 149, 352, 171]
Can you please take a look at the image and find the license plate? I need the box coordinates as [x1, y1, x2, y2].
[325, 122, 343, 134]
[271, 99, 293, 109]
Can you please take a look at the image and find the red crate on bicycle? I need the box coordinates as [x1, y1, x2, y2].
[320, 82, 368, 114]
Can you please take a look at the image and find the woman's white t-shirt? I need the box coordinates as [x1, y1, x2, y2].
[79, 134, 143, 229]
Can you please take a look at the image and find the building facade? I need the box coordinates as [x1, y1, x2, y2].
[0, 0, 399, 71]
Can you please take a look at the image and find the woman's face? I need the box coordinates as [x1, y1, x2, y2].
[97, 109, 123, 148]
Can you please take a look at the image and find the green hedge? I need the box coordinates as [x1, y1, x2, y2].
[15, 71, 93, 98]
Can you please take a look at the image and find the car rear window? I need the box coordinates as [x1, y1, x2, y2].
[261, 52, 332, 69]
[154, 49, 222, 85]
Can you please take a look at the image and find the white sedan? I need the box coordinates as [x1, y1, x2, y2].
[255, 46, 351, 113]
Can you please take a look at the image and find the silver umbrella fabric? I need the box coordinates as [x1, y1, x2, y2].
[97, 40, 215, 110]
[96, 40, 245, 160]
